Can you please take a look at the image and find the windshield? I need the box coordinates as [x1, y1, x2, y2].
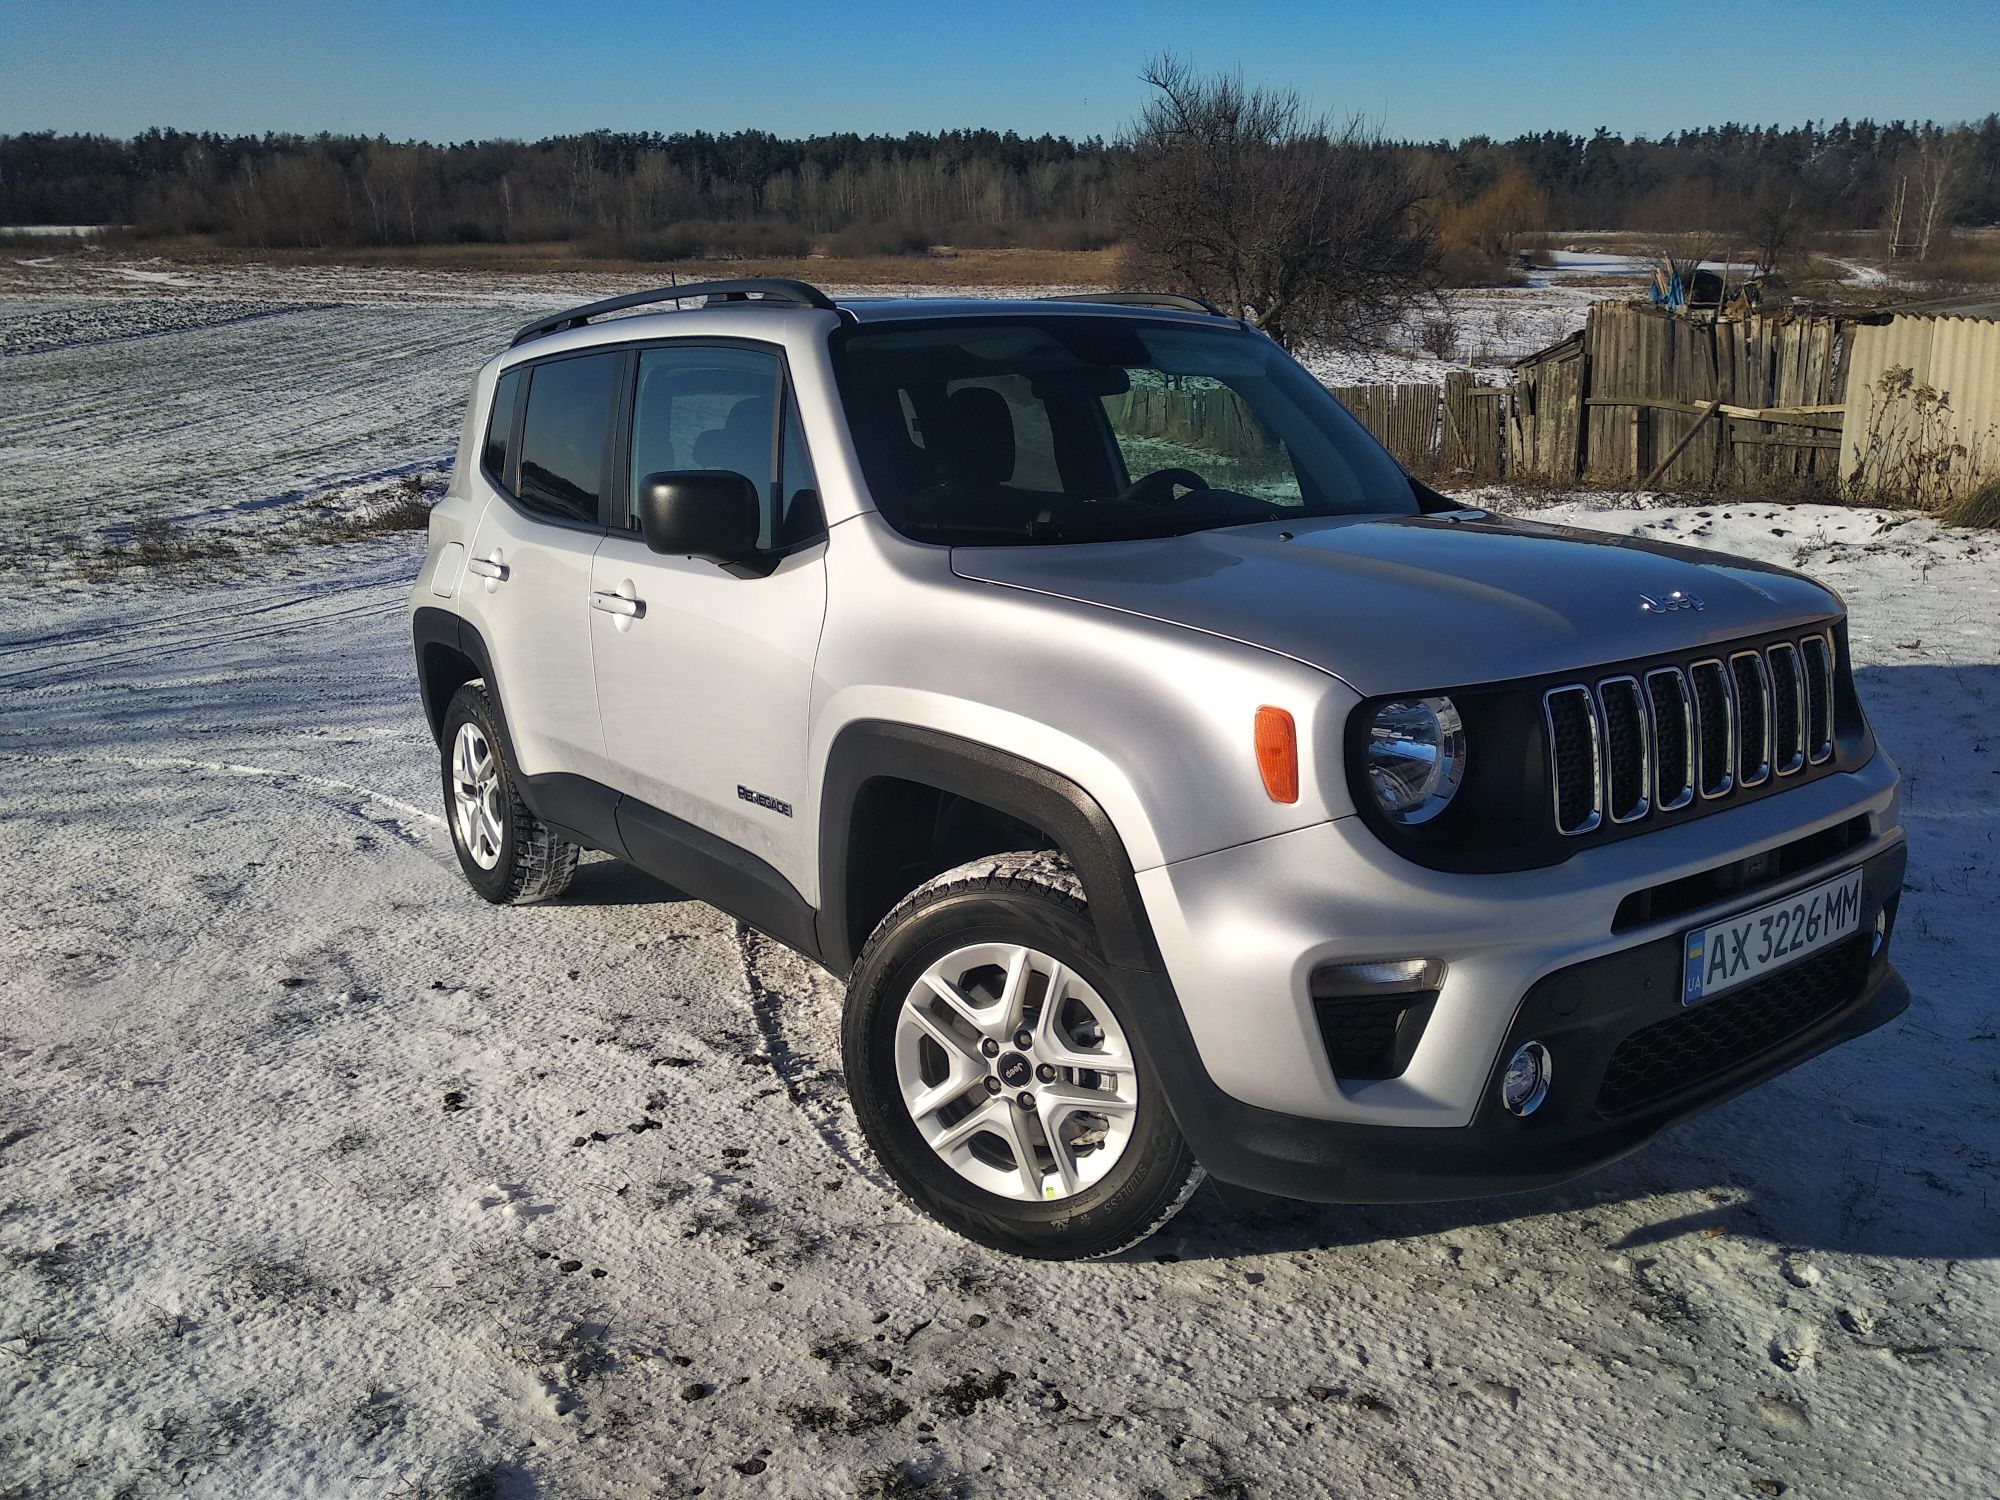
[828, 315, 1417, 545]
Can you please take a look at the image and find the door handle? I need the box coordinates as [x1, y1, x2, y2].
[467, 556, 509, 581]
[591, 590, 645, 619]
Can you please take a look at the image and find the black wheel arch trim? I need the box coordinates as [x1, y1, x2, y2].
[815, 721, 1167, 978]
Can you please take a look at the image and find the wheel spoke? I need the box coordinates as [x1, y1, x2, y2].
[478, 804, 503, 851]
[903, 999, 984, 1067]
[997, 946, 1035, 1036]
[993, 1101, 1045, 1200]
[930, 1098, 1006, 1155]
[1035, 1096, 1082, 1197]
[922, 969, 997, 1040]
[907, 1072, 980, 1122]
[1034, 988, 1130, 1073]
[1039, 1080, 1136, 1118]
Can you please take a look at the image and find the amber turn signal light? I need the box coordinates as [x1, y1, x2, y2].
[1254, 705, 1299, 804]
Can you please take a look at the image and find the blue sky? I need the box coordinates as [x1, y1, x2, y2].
[3, 0, 1994, 142]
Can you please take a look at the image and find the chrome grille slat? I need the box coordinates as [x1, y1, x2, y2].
[1767, 643, 1807, 776]
[1596, 676, 1651, 824]
[1545, 631, 1837, 837]
[1689, 659, 1736, 800]
[1730, 650, 1774, 788]
[1802, 632, 1835, 763]
[1543, 685, 1603, 835]
[1644, 667, 1696, 812]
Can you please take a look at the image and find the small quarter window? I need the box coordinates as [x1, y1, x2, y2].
[483, 368, 522, 486]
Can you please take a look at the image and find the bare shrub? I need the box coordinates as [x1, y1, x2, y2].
[821, 219, 938, 257]
[1118, 54, 1441, 350]
[1417, 314, 1459, 360]
[582, 220, 812, 262]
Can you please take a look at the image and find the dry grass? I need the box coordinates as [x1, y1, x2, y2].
[123, 235, 1121, 288]
[1940, 478, 2000, 530]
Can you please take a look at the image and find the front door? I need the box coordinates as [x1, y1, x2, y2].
[589, 342, 828, 898]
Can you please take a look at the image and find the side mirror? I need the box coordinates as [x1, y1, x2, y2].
[636, 470, 760, 563]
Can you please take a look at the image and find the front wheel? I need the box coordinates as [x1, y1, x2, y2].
[843, 852, 1200, 1259]
[439, 682, 578, 904]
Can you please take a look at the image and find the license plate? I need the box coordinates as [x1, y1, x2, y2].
[1682, 868, 1865, 1006]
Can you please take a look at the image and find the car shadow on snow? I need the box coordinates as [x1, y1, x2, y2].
[549, 853, 690, 907]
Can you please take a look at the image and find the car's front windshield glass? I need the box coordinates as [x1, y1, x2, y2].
[828, 315, 1417, 546]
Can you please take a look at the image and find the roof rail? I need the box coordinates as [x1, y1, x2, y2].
[1042, 291, 1226, 317]
[510, 278, 837, 348]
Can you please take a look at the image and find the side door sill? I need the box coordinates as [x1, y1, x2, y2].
[520, 772, 825, 967]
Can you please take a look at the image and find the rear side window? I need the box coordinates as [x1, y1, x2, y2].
[518, 353, 617, 523]
[482, 368, 523, 485]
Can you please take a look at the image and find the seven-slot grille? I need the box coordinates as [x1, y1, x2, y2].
[1544, 630, 1836, 837]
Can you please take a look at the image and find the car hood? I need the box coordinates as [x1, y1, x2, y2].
[949, 511, 1841, 697]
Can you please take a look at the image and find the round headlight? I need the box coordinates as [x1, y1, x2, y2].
[1365, 696, 1467, 825]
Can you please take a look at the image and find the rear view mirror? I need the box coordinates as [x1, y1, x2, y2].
[636, 470, 760, 564]
[1031, 366, 1131, 400]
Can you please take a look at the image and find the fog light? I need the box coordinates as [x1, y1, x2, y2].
[1501, 1042, 1552, 1117]
[1871, 908, 1887, 956]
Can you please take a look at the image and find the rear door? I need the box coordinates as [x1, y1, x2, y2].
[589, 341, 828, 896]
[462, 350, 617, 785]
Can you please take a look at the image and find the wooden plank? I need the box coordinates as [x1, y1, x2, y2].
[1642, 399, 1723, 489]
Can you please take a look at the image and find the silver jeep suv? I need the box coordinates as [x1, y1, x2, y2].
[409, 279, 1909, 1258]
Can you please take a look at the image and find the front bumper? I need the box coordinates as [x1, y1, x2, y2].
[1121, 754, 1910, 1201]
[1124, 842, 1906, 1202]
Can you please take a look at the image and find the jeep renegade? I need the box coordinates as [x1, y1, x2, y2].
[409, 279, 1909, 1258]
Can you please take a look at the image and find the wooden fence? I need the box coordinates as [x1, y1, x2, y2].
[1329, 373, 1510, 480]
[1521, 302, 1848, 490]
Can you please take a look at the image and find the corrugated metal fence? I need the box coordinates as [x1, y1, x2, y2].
[1842, 315, 2000, 505]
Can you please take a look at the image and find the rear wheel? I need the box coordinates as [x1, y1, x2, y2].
[439, 682, 578, 904]
[843, 852, 1200, 1259]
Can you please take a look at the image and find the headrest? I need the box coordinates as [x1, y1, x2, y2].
[941, 386, 1015, 487]
[692, 396, 773, 477]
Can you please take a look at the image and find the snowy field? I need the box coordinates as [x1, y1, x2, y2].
[2, 261, 1998, 1499]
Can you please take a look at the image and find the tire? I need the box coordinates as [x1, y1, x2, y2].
[439, 682, 578, 905]
[843, 850, 1201, 1259]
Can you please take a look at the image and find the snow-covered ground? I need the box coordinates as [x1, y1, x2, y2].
[2, 264, 1998, 1499]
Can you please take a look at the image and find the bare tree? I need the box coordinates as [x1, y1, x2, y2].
[1910, 129, 1971, 262]
[1744, 169, 1803, 273]
[1118, 55, 1440, 350]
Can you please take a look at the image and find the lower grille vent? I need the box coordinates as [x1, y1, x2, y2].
[1597, 938, 1867, 1115]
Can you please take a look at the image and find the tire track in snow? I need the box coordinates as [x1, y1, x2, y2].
[0, 595, 404, 688]
[734, 922, 891, 1189]
[0, 751, 446, 845]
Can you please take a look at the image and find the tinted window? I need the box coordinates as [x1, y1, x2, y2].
[631, 345, 799, 549]
[518, 353, 617, 523]
[776, 387, 824, 548]
[483, 368, 522, 485]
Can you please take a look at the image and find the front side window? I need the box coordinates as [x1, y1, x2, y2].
[517, 352, 617, 523]
[830, 317, 1414, 545]
[629, 344, 823, 553]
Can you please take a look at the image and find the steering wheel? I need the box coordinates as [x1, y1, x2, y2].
[1122, 466, 1210, 506]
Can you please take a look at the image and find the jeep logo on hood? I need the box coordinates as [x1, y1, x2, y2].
[1640, 590, 1704, 614]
